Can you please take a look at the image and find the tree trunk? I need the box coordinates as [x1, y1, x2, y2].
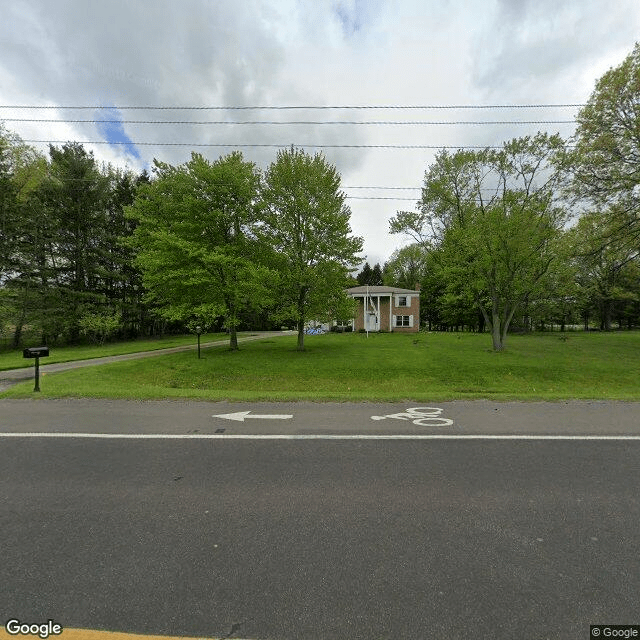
[602, 299, 612, 331]
[229, 325, 238, 350]
[296, 287, 307, 351]
[477, 309, 485, 333]
[296, 318, 305, 351]
[12, 324, 23, 349]
[498, 305, 517, 350]
[491, 316, 503, 351]
[478, 303, 502, 350]
[12, 279, 30, 348]
[225, 295, 239, 351]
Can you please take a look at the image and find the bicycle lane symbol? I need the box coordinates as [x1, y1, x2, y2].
[370, 407, 454, 427]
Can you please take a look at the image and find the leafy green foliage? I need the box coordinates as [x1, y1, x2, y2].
[261, 148, 363, 350]
[356, 261, 384, 285]
[570, 43, 640, 250]
[78, 308, 121, 345]
[127, 152, 272, 349]
[391, 134, 569, 350]
[383, 244, 428, 289]
[568, 211, 640, 329]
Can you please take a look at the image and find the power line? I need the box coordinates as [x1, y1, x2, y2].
[344, 186, 420, 190]
[5, 118, 577, 125]
[347, 196, 417, 200]
[0, 103, 585, 110]
[22, 139, 576, 150]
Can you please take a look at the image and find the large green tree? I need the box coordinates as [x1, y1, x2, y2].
[391, 134, 568, 350]
[569, 210, 640, 330]
[127, 152, 270, 350]
[383, 244, 428, 290]
[570, 43, 640, 252]
[99, 168, 149, 338]
[356, 261, 384, 286]
[34, 142, 113, 342]
[261, 148, 363, 351]
[0, 127, 54, 346]
[0, 129, 19, 283]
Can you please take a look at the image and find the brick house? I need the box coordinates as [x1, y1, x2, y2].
[346, 285, 420, 332]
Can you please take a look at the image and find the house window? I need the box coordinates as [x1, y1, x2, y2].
[395, 315, 411, 327]
[398, 296, 408, 307]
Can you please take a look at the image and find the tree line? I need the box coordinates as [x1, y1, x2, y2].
[384, 44, 640, 349]
[2, 44, 640, 352]
[0, 141, 362, 352]
[0, 136, 150, 349]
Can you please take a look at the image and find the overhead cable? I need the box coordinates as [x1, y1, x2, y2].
[0, 103, 585, 110]
[23, 140, 575, 149]
[5, 118, 576, 125]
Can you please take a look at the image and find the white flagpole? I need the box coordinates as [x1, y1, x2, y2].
[366, 284, 369, 338]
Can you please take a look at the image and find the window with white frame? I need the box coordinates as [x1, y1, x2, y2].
[395, 315, 412, 327]
[398, 296, 408, 307]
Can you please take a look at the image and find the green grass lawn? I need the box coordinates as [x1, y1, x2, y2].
[2, 330, 639, 401]
[0, 332, 232, 371]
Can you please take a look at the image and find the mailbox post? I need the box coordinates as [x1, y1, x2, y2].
[23, 346, 50, 392]
[195, 326, 202, 359]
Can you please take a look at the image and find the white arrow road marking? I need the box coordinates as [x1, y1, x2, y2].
[212, 411, 293, 422]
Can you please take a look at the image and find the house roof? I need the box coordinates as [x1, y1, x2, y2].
[347, 285, 420, 295]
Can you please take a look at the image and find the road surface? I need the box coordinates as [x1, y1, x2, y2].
[1, 399, 639, 639]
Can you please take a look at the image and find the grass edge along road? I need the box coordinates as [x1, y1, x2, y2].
[0, 332, 240, 371]
[1, 331, 639, 402]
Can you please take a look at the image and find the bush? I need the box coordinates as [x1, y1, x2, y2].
[78, 309, 121, 345]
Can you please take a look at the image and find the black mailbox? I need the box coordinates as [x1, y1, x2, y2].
[23, 346, 50, 358]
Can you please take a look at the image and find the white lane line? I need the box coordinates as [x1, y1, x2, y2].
[0, 433, 640, 440]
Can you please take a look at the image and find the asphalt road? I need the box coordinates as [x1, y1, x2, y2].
[1, 399, 640, 639]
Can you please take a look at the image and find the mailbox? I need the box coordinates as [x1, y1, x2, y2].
[23, 346, 50, 358]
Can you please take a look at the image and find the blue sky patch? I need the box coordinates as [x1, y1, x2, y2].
[334, 1, 364, 35]
[95, 106, 141, 162]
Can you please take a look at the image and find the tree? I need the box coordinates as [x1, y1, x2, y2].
[1, 127, 154, 347]
[36, 142, 112, 342]
[0, 125, 47, 283]
[0, 127, 53, 346]
[0, 128, 19, 283]
[371, 263, 383, 285]
[261, 147, 363, 351]
[568, 211, 639, 330]
[356, 261, 373, 285]
[127, 152, 270, 350]
[390, 134, 568, 350]
[570, 43, 640, 253]
[356, 261, 383, 285]
[383, 244, 428, 290]
[100, 167, 149, 338]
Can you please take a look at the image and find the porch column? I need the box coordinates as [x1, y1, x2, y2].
[389, 294, 393, 332]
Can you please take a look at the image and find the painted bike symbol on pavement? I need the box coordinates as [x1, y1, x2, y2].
[370, 407, 453, 427]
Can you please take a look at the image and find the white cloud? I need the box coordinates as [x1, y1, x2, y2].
[1, 0, 639, 264]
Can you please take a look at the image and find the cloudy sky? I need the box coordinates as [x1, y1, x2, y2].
[2, 0, 639, 266]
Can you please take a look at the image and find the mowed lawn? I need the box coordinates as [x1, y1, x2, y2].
[2, 330, 639, 401]
[0, 332, 231, 371]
